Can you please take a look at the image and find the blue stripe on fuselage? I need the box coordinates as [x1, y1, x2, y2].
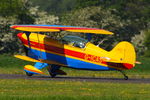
[26, 47, 115, 71]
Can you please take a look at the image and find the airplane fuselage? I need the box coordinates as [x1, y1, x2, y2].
[17, 32, 133, 71]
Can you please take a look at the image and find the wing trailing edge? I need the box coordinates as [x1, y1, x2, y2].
[11, 25, 114, 35]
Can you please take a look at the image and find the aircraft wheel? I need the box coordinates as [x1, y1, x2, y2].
[124, 76, 128, 80]
[25, 72, 33, 76]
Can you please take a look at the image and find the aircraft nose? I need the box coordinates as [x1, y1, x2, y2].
[17, 32, 24, 38]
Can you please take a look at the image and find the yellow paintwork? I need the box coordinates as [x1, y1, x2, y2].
[109, 42, 136, 65]
[14, 27, 60, 32]
[24, 65, 43, 74]
[20, 33, 136, 68]
[21, 33, 108, 67]
[11, 25, 114, 35]
[15, 55, 66, 66]
[14, 55, 40, 62]
[66, 29, 113, 35]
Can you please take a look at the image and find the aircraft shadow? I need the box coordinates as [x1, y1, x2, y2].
[28, 75, 150, 83]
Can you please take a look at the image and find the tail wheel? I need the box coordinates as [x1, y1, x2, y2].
[25, 72, 33, 76]
[124, 76, 128, 80]
[119, 70, 128, 80]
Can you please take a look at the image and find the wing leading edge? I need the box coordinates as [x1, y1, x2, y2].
[14, 55, 66, 66]
[11, 25, 114, 35]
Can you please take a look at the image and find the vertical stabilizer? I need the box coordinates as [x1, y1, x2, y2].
[110, 41, 136, 69]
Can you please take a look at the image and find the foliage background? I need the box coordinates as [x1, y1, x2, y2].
[0, 0, 149, 56]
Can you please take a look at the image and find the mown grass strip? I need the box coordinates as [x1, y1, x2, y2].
[0, 79, 150, 100]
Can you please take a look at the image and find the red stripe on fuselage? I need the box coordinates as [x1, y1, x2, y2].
[123, 63, 133, 69]
[18, 33, 85, 60]
[17, 33, 133, 70]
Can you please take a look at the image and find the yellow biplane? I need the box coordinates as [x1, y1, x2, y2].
[11, 25, 139, 80]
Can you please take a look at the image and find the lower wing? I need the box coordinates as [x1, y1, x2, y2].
[14, 55, 66, 66]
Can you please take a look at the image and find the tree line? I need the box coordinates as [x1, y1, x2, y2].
[0, 0, 149, 56]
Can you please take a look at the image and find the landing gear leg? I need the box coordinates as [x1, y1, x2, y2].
[47, 64, 66, 78]
[47, 65, 57, 78]
[119, 70, 128, 80]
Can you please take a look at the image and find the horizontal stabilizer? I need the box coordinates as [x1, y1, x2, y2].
[135, 61, 142, 64]
[24, 65, 43, 74]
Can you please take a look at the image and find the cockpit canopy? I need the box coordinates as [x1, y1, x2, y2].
[61, 35, 88, 48]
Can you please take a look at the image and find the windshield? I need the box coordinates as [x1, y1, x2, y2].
[61, 35, 88, 48]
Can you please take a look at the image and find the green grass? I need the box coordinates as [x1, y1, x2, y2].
[0, 54, 150, 78]
[0, 54, 33, 75]
[0, 79, 150, 100]
[0, 54, 33, 68]
[0, 55, 150, 100]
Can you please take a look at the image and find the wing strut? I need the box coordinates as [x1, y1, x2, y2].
[36, 33, 42, 59]
[86, 33, 92, 41]
[24, 31, 31, 48]
[23, 32, 42, 59]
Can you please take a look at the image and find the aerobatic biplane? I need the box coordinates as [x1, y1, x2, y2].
[11, 25, 138, 80]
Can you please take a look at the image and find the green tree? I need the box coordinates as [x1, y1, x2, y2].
[0, 0, 35, 24]
[62, 6, 128, 50]
[76, 0, 150, 31]
[74, 0, 150, 54]
[31, 0, 76, 16]
[0, 0, 23, 16]
[131, 30, 146, 56]
[76, 0, 100, 9]
[144, 29, 150, 57]
[0, 0, 60, 54]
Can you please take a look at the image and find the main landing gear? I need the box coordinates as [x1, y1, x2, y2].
[119, 70, 128, 80]
[25, 72, 33, 76]
[47, 64, 67, 78]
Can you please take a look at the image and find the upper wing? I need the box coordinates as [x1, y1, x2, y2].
[10, 25, 114, 35]
[11, 25, 60, 32]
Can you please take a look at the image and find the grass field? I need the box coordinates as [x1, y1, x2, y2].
[0, 55, 150, 100]
[0, 79, 150, 100]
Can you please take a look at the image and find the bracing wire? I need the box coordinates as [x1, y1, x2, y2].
[96, 35, 112, 47]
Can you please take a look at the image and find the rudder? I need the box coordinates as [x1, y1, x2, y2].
[110, 41, 136, 69]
